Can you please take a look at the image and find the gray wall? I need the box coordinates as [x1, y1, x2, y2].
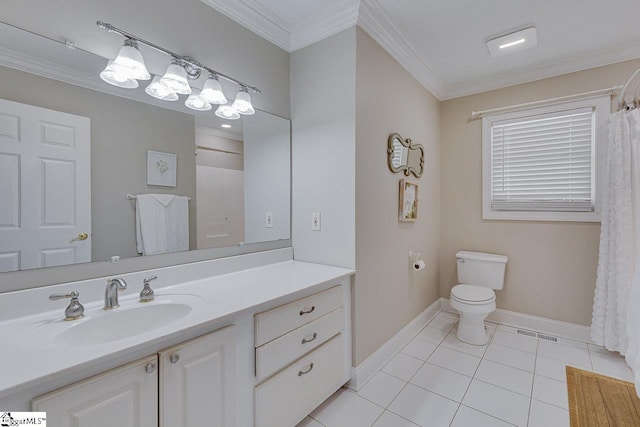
[244, 112, 291, 243]
[0, 65, 197, 261]
[291, 28, 357, 269]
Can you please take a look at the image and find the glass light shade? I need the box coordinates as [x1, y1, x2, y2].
[200, 75, 227, 104]
[111, 39, 150, 80]
[231, 88, 255, 115]
[185, 90, 212, 111]
[145, 76, 179, 101]
[215, 105, 240, 120]
[159, 61, 192, 95]
[100, 60, 139, 88]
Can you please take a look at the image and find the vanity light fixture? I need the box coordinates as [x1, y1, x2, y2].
[221, 124, 232, 128]
[145, 76, 179, 101]
[486, 27, 537, 57]
[215, 104, 241, 120]
[231, 86, 255, 115]
[100, 39, 150, 82]
[200, 74, 227, 104]
[159, 58, 192, 95]
[185, 90, 212, 111]
[97, 21, 260, 108]
[99, 60, 139, 88]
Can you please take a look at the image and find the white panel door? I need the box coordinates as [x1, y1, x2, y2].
[0, 98, 90, 272]
[32, 355, 158, 427]
[196, 165, 244, 249]
[159, 325, 236, 427]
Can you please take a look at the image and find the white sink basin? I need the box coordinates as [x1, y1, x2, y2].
[25, 295, 201, 348]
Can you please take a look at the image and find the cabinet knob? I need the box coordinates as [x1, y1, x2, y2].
[145, 362, 156, 373]
[298, 363, 314, 376]
[170, 353, 180, 364]
[299, 306, 315, 316]
[301, 332, 318, 344]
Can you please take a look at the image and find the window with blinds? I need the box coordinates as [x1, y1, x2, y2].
[490, 107, 594, 212]
[481, 95, 608, 222]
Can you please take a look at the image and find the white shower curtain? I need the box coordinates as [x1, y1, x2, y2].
[592, 108, 640, 395]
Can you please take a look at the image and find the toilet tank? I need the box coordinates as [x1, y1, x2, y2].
[456, 251, 508, 290]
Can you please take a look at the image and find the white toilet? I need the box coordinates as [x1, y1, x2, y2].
[450, 251, 508, 345]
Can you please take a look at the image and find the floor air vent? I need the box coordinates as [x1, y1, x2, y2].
[516, 328, 558, 342]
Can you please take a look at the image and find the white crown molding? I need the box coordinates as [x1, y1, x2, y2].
[358, 0, 446, 100]
[199, 0, 291, 51]
[289, 0, 360, 51]
[443, 39, 640, 100]
[200, 0, 359, 53]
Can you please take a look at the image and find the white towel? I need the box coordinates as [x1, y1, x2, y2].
[135, 194, 189, 255]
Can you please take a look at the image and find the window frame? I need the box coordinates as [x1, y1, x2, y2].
[481, 95, 610, 222]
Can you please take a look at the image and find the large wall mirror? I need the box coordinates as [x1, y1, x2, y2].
[0, 21, 291, 291]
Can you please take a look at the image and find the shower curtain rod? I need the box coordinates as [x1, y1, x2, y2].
[618, 68, 640, 110]
[471, 86, 620, 119]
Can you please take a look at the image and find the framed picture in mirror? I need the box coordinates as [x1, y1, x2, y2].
[147, 150, 177, 187]
[399, 179, 418, 222]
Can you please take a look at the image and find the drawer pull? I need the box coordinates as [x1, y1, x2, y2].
[169, 353, 180, 364]
[145, 362, 156, 373]
[301, 332, 318, 344]
[298, 363, 314, 376]
[299, 306, 315, 316]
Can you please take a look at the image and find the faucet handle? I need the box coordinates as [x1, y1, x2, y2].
[140, 275, 157, 303]
[49, 291, 84, 320]
[143, 275, 158, 285]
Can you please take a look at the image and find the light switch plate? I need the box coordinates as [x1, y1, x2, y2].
[265, 211, 273, 228]
[311, 213, 321, 231]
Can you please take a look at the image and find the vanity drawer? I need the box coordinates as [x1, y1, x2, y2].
[255, 285, 342, 346]
[256, 307, 344, 381]
[254, 334, 344, 427]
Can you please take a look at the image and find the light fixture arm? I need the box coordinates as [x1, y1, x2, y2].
[97, 21, 261, 94]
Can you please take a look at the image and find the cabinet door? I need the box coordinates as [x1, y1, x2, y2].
[31, 355, 158, 427]
[159, 325, 236, 427]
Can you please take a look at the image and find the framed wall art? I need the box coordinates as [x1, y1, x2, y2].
[147, 150, 177, 187]
[399, 179, 418, 222]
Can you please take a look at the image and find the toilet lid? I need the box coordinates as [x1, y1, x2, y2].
[451, 284, 495, 303]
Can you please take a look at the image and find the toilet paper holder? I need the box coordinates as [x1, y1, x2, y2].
[409, 251, 426, 271]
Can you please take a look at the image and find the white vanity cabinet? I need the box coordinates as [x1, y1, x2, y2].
[253, 285, 348, 427]
[159, 325, 235, 427]
[32, 326, 235, 427]
[32, 355, 159, 427]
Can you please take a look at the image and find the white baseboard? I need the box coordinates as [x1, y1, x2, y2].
[347, 298, 442, 391]
[441, 298, 592, 343]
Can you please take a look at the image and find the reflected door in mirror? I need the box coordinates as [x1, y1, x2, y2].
[0, 99, 91, 272]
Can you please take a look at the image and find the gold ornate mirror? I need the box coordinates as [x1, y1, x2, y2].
[387, 133, 424, 178]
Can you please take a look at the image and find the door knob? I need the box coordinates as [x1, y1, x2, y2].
[71, 232, 89, 243]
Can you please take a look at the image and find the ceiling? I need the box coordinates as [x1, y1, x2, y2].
[201, 0, 640, 100]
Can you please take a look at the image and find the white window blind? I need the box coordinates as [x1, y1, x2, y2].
[490, 107, 595, 212]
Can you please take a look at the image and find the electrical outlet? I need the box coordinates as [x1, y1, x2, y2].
[265, 211, 273, 228]
[311, 213, 321, 231]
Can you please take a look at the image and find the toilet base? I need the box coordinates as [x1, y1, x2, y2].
[456, 312, 490, 345]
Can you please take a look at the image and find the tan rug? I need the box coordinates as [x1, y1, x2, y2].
[566, 366, 640, 426]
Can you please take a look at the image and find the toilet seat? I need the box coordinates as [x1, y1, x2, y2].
[451, 284, 495, 305]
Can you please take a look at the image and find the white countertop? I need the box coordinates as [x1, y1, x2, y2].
[0, 259, 354, 400]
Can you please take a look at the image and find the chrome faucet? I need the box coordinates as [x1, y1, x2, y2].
[139, 275, 157, 303]
[104, 278, 127, 310]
